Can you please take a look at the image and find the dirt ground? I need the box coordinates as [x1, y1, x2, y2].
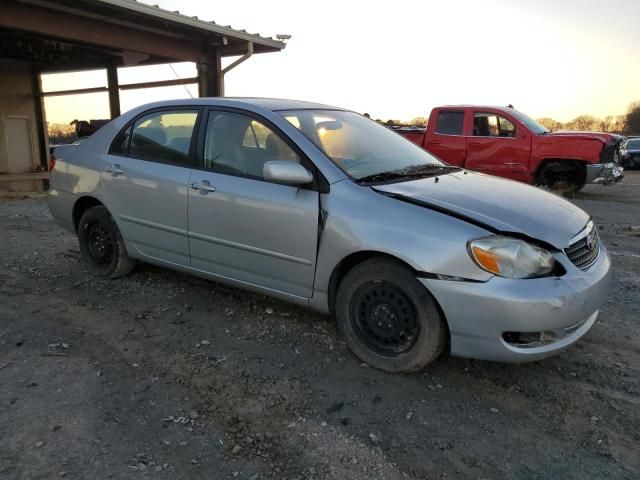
[1, 172, 639, 480]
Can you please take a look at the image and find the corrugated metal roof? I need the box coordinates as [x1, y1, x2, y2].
[94, 0, 286, 50]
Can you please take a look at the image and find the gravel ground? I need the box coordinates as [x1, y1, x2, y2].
[1, 172, 639, 480]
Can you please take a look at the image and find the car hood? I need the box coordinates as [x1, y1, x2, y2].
[373, 171, 590, 249]
[548, 131, 617, 145]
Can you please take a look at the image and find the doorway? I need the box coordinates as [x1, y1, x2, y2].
[4, 116, 35, 173]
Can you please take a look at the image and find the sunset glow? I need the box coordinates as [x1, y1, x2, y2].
[43, 0, 640, 125]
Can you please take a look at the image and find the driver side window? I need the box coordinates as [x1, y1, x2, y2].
[203, 111, 300, 179]
[473, 113, 516, 138]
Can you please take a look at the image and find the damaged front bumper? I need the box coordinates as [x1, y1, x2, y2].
[419, 247, 611, 363]
[586, 162, 624, 185]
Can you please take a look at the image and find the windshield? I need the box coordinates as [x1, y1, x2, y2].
[625, 139, 640, 149]
[508, 109, 550, 134]
[279, 109, 444, 180]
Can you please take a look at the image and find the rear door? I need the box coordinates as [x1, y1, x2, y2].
[102, 108, 200, 266]
[187, 109, 319, 298]
[424, 110, 467, 166]
[466, 111, 530, 181]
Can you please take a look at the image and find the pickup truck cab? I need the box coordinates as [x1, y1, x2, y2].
[399, 106, 623, 192]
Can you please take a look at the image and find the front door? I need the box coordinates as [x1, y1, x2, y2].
[187, 109, 319, 298]
[101, 108, 200, 266]
[466, 112, 531, 181]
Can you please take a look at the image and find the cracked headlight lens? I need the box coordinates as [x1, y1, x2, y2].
[468, 236, 555, 279]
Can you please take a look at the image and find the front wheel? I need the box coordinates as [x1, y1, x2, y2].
[78, 205, 136, 278]
[335, 258, 448, 373]
[535, 161, 586, 196]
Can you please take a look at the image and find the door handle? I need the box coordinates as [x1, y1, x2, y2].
[105, 164, 124, 175]
[190, 181, 216, 193]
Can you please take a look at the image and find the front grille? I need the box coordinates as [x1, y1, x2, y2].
[565, 224, 600, 269]
[600, 144, 616, 163]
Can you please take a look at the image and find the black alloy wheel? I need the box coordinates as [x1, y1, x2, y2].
[350, 281, 420, 358]
[335, 257, 448, 373]
[78, 205, 136, 278]
[86, 222, 115, 267]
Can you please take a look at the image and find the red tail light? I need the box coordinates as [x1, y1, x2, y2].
[49, 155, 56, 172]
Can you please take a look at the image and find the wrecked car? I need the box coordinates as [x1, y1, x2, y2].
[620, 137, 640, 169]
[48, 98, 611, 372]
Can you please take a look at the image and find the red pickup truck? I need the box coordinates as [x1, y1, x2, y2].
[397, 106, 623, 192]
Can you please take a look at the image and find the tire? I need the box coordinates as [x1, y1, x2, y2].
[77, 205, 136, 279]
[335, 258, 448, 373]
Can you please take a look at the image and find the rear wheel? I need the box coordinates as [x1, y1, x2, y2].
[335, 258, 448, 373]
[78, 205, 136, 278]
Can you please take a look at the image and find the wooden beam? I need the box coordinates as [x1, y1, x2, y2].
[197, 47, 221, 97]
[119, 77, 199, 91]
[0, 172, 50, 182]
[0, 1, 201, 62]
[42, 86, 109, 97]
[31, 66, 49, 170]
[107, 63, 121, 118]
[41, 77, 199, 97]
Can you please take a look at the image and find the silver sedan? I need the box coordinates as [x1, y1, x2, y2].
[48, 98, 611, 372]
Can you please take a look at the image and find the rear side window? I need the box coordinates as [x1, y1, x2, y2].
[110, 126, 131, 155]
[435, 111, 464, 135]
[127, 110, 198, 163]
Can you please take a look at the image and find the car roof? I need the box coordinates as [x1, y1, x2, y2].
[436, 105, 518, 113]
[127, 97, 345, 112]
[227, 97, 344, 111]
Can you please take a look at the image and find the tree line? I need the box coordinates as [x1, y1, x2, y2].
[539, 101, 640, 134]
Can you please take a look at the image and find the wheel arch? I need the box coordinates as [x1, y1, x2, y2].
[330, 251, 451, 372]
[72, 196, 105, 233]
[327, 251, 430, 316]
[534, 158, 587, 187]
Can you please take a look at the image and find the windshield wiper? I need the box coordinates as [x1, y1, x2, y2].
[356, 164, 461, 185]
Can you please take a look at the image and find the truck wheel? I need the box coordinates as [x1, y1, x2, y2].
[78, 205, 136, 279]
[335, 258, 448, 373]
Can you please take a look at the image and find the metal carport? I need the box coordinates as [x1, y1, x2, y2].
[0, 0, 286, 172]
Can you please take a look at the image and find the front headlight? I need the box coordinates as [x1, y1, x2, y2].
[468, 236, 555, 279]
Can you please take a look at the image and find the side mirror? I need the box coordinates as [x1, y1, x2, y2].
[263, 161, 314, 185]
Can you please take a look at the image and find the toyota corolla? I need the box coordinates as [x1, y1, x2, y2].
[48, 98, 611, 373]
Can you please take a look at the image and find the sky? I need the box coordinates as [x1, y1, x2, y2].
[42, 0, 640, 125]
